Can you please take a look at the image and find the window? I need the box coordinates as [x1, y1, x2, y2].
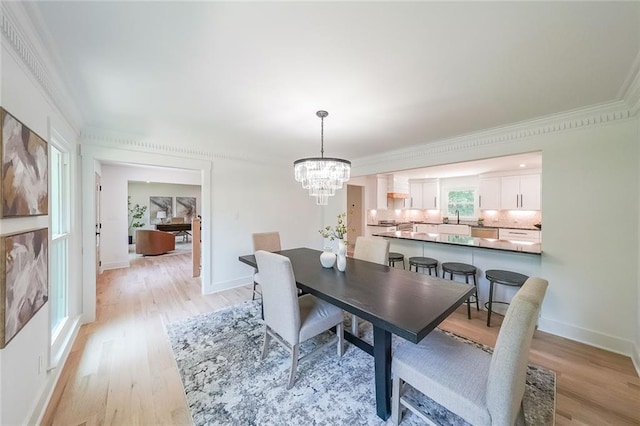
[446, 188, 475, 218]
[50, 141, 70, 340]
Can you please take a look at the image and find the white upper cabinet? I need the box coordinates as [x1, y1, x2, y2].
[409, 182, 423, 208]
[376, 175, 389, 209]
[409, 179, 438, 209]
[365, 175, 389, 210]
[478, 177, 501, 210]
[500, 174, 541, 210]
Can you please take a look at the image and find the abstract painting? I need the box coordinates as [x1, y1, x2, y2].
[176, 197, 196, 222]
[1, 108, 48, 217]
[0, 228, 48, 348]
[150, 196, 172, 224]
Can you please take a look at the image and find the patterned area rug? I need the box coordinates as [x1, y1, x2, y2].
[166, 301, 555, 426]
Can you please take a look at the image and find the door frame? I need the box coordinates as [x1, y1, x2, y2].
[80, 144, 212, 323]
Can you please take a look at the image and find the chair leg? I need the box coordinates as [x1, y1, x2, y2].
[351, 314, 359, 336]
[261, 326, 271, 360]
[391, 375, 403, 425]
[287, 344, 299, 389]
[336, 323, 344, 356]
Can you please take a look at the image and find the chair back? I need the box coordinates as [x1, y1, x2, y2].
[353, 236, 390, 265]
[486, 277, 548, 425]
[254, 250, 301, 345]
[252, 232, 282, 253]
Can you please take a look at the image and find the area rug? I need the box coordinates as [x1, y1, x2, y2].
[166, 301, 555, 426]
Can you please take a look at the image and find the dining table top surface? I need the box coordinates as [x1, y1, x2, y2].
[239, 247, 475, 343]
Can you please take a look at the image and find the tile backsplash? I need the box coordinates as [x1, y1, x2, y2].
[368, 209, 542, 229]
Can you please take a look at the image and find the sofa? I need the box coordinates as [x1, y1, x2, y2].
[135, 230, 175, 255]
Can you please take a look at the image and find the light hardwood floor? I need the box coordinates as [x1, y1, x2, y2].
[42, 252, 640, 425]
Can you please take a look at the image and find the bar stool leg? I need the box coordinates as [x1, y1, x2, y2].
[464, 276, 471, 319]
[473, 275, 480, 312]
[487, 280, 494, 327]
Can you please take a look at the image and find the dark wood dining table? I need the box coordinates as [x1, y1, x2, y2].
[238, 247, 475, 420]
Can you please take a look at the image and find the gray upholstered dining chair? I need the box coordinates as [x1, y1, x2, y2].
[391, 277, 549, 425]
[255, 250, 344, 389]
[251, 232, 282, 301]
[351, 236, 390, 335]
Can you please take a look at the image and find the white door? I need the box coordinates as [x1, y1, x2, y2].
[95, 172, 102, 277]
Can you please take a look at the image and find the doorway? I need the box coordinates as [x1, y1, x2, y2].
[346, 184, 364, 253]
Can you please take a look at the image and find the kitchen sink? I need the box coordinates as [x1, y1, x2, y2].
[437, 224, 471, 235]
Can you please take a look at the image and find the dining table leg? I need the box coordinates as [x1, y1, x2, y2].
[373, 325, 392, 420]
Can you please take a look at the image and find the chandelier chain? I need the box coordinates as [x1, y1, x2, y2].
[320, 114, 324, 158]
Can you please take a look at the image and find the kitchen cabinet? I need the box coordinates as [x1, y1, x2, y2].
[500, 174, 541, 210]
[365, 174, 394, 210]
[498, 228, 541, 243]
[478, 177, 501, 210]
[409, 179, 438, 209]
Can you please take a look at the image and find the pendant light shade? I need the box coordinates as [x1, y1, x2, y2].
[294, 111, 351, 205]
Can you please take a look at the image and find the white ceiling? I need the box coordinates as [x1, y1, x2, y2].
[28, 2, 640, 165]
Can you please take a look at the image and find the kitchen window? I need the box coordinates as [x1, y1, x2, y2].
[446, 188, 475, 218]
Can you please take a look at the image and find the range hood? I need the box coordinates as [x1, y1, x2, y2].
[387, 175, 409, 204]
[387, 192, 409, 199]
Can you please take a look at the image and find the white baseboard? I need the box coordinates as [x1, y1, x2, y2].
[538, 316, 635, 359]
[30, 316, 82, 425]
[205, 276, 252, 294]
[632, 342, 640, 377]
[102, 260, 130, 270]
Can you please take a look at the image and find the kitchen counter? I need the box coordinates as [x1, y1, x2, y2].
[372, 231, 542, 255]
[368, 222, 541, 231]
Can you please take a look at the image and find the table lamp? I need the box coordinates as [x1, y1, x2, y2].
[156, 210, 167, 224]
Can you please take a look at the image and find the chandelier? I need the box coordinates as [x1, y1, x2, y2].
[294, 110, 351, 205]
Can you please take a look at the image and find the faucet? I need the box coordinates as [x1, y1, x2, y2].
[455, 209, 460, 224]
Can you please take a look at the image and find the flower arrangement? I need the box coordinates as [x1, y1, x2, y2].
[319, 212, 352, 244]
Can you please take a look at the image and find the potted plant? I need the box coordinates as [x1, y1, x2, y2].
[319, 212, 354, 271]
[442, 216, 449, 224]
[477, 217, 485, 226]
[128, 197, 147, 244]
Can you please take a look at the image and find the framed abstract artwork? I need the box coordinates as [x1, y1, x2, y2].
[0, 228, 48, 348]
[0, 108, 48, 217]
[150, 196, 172, 224]
[176, 196, 196, 221]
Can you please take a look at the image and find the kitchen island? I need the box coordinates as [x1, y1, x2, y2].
[371, 230, 541, 255]
[371, 230, 542, 317]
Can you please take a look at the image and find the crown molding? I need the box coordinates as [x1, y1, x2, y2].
[624, 66, 640, 117]
[80, 129, 287, 167]
[353, 100, 636, 175]
[0, 2, 83, 132]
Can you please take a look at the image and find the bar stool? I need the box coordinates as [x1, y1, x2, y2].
[441, 262, 480, 319]
[485, 269, 529, 327]
[388, 252, 405, 269]
[409, 257, 438, 276]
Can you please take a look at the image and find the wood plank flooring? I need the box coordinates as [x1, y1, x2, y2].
[42, 252, 640, 425]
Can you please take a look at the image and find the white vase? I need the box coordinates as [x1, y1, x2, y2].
[320, 247, 336, 268]
[336, 240, 347, 272]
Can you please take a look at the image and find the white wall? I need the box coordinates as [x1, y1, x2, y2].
[353, 115, 639, 360]
[80, 145, 328, 309]
[0, 22, 82, 426]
